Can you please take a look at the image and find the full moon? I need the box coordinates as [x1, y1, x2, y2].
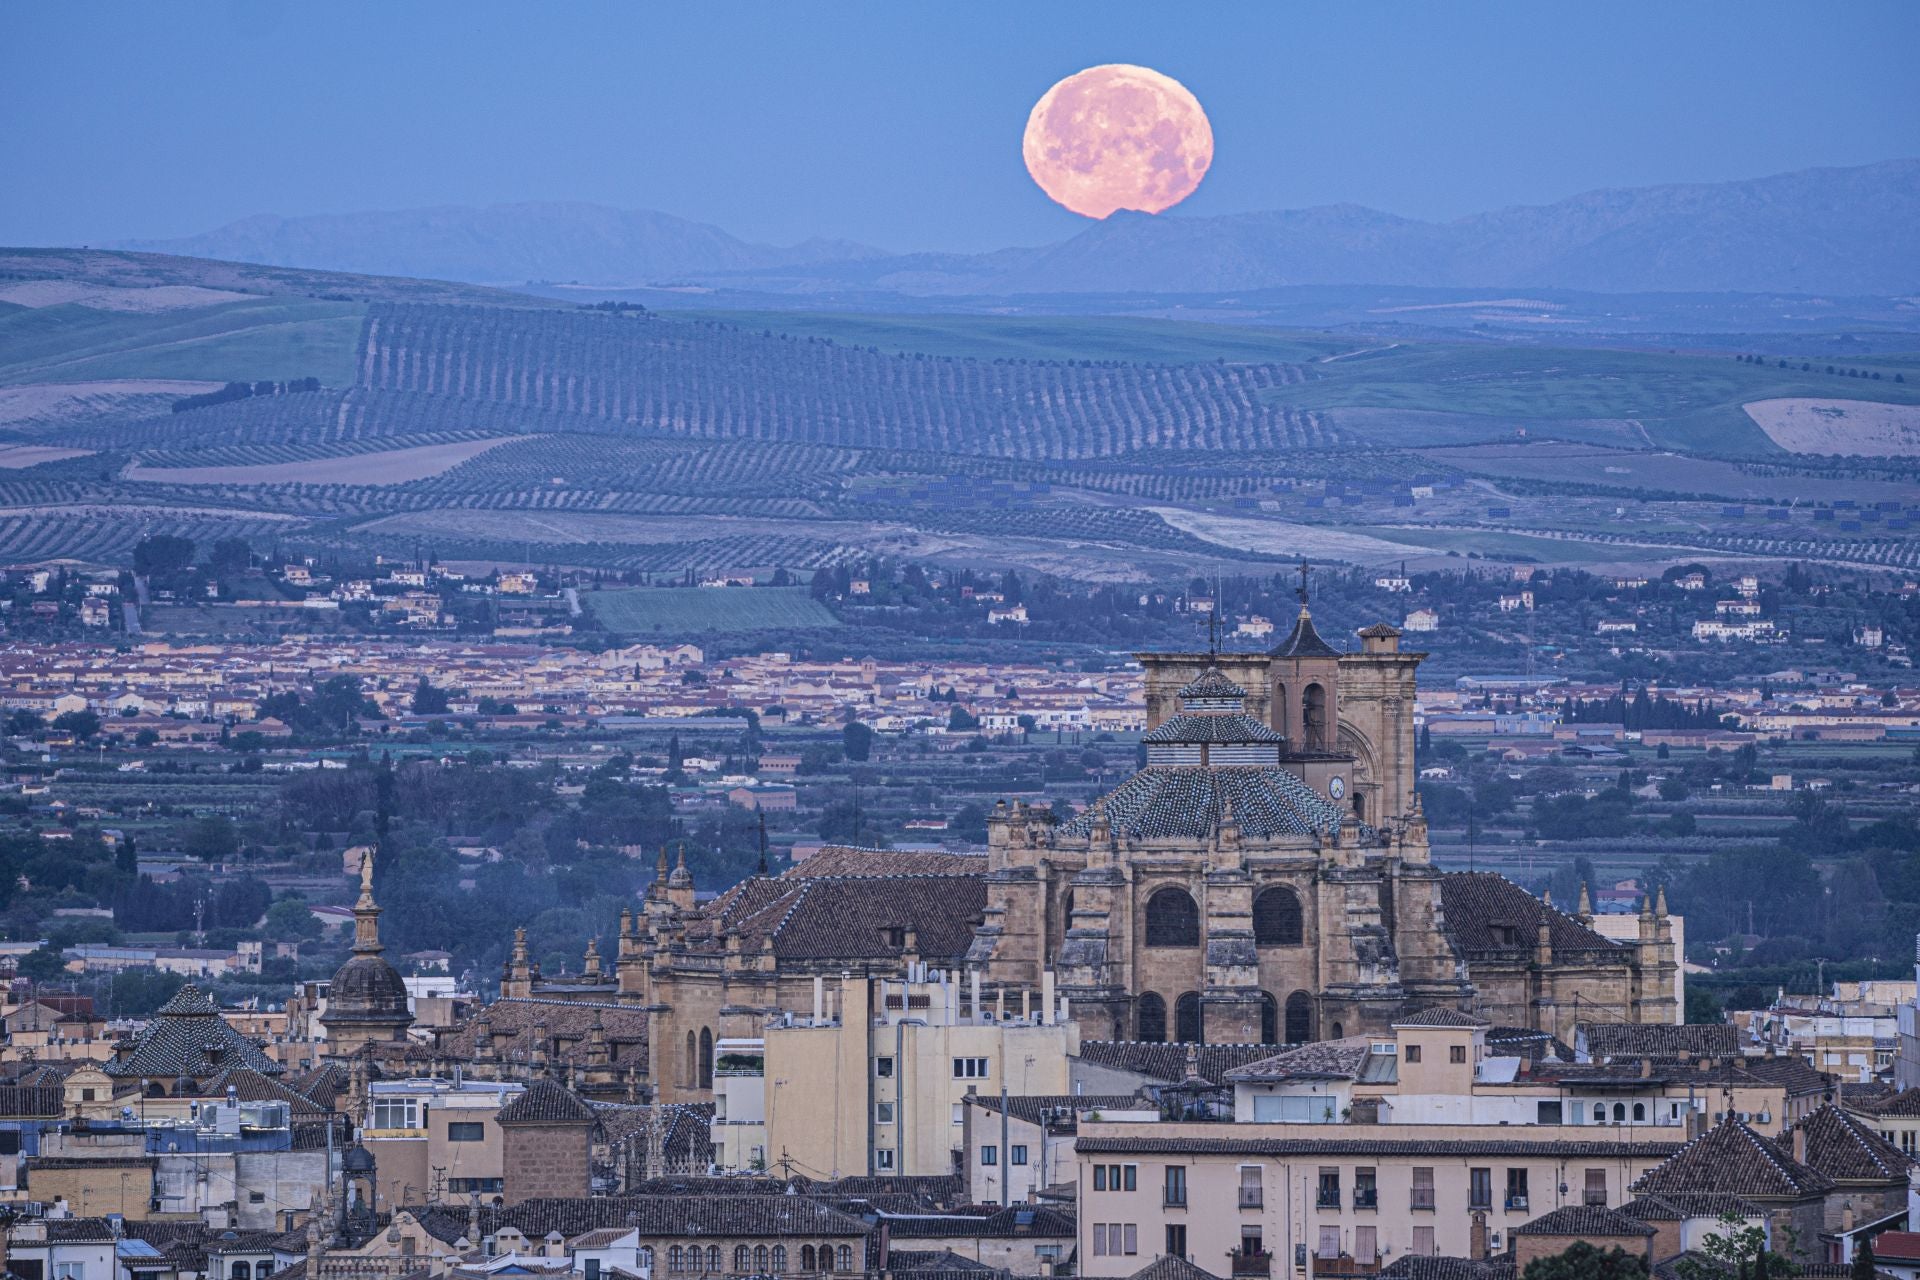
[1022, 64, 1213, 219]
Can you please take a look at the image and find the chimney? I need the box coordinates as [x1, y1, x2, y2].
[1792, 1125, 1807, 1164]
[1640, 1058, 1652, 1078]
[1470, 1211, 1489, 1260]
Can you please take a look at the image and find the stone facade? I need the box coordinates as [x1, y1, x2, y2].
[497, 1081, 595, 1203]
[466, 605, 1678, 1107]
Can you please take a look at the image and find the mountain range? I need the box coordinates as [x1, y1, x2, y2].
[117, 159, 1920, 298]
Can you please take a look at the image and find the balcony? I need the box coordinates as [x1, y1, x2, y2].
[1353, 1189, 1378, 1210]
[1469, 1199, 1492, 1213]
[1584, 1194, 1608, 1208]
[1506, 1195, 1529, 1212]
[1410, 1190, 1436, 1211]
[1238, 1188, 1263, 1209]
[1164, 1190, 1188, 1209]
[1316, 1192, 1341, 1209]
[1230, 1252, 1272, 1278]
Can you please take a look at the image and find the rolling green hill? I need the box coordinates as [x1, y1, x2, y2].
[0, 297, 365, 386]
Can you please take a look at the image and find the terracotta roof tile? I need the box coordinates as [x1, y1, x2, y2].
[1784, 1104, 1914, 1182]
[1512, 1205, 1655, 1237]
[1440, 873, 1618, 954]
[1629, 1117, 1834, 1200]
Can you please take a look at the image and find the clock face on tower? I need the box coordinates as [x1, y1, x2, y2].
[1329, 776, 1346, 800]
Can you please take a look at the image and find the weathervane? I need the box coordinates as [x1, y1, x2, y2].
[1296, 558, 1312, 607]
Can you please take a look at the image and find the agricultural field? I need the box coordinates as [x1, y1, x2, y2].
[585, 585, 843, 635]
[1267, 340, 1920, 453]
[1415, 441, 1920, 504]
[123, 435, 521, 485]
[0, 297, 365, 387]
[0, 251, 1916, 582]
[362, 303, 1327, 458]
[675, 308, 1351, 364]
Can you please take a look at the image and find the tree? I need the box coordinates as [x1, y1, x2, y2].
[1674, 1214, 1796, 1280]
[842, 720, 873, 762]
[1658, 776, 1691, 802]
[1522, 1243, 1648, 1280]
[265, 897, 323, 944]
[207, 537, 252, 584]
[133, 534, 196, 582]
[1852, 1239, 1876, 1280]
[16, 945, 67, 982]
[183, 815, 240, 862]
[411, 677, 451, 715]
[948, 706, 980, 732]
[53, 709, 101, 741]
[106, 970, 187, 1018]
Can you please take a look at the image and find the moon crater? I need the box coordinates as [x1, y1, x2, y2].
[1023, 64, 1214, 219]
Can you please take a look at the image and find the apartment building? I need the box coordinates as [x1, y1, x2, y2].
[722, 970, 1078, 1179]
[1072, 1121, 1677, 1277]
[359, 1077, 526, 1208]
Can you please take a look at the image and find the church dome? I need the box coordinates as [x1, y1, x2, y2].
[327, 953, 410, 1018]
[320, 851, 415, 1043]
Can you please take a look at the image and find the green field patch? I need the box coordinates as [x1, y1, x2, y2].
[586, 585, 843, 635]
[0, 298, 365, 387]
[1263, 342, 1920, 454]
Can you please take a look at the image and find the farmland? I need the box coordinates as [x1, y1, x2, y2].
[586, 585, 843, 635]
[0, 250, 1915, 580]
[0, 297, 365, 387]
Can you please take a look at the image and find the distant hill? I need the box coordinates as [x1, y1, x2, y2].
[114, 161, 1920, 297]
[816, 160, 1920, 297]
[117, 202, 885, 288]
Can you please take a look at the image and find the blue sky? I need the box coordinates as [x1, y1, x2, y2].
[3, 1, 1917, 252]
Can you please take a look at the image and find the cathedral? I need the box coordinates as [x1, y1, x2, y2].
[444, 592, 1677, 1106]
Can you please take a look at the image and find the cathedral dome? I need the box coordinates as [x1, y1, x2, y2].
[320, 851, 414, 1046]
[327, 953, 410, 1018]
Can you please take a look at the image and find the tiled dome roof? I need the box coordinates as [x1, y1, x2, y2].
[1142, 713, 1285, 745]
[1177, 666, 1246, 701]
[1058, 766, 1346, 841]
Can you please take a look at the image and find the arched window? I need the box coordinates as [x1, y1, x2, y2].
[233, 1265, 251, 1280]
[1253, 886, 1304, 947]
[641, 1249, 655, 1271]
[1613, 1103, 1626, 1123]
[1137, 992, 1167, 1043]
[1144, 887, 1200, 947]
[1060, 889, 1076, 938]
[819, 1243, 834, 1272]
[685, 1031, 697, 1086]
[1174, 992, 1202, 1044]
[1330, 1022, 1344, 1040]
[1273, 682, 1290, 738]
[1259, 991, 1279, 1044]
[698, 1027, 714, 1090]
[1302, 683, 1328, 751]
[1351, 792, 1366, 823]
[669, 1247, 685, 1273]
[837, 1247, 853, 1272]
[1284, 991, 1313, 1044]
[755, 1246, 769, 1272]
[1632, 1102, 1646, 1122]
[737, 1246, 753, 1272]
[771, 1246, 787, 1273]
[711, 1246, 725, 1272]
[801, 1247, 817, 1272]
